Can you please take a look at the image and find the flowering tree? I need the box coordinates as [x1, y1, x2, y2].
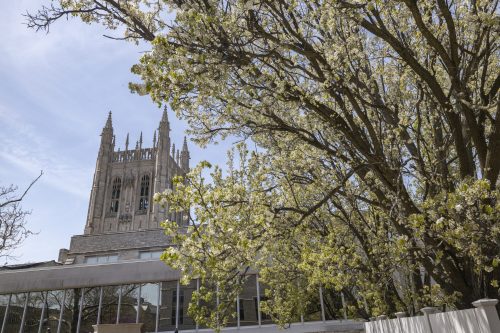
[29, 0, 499, 323]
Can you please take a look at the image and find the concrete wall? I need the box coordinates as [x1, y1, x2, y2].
[0, 260, 179, 293]
[69, 229, 171, 254]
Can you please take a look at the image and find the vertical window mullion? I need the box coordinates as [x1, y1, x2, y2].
[57, 290, 66, 333]
[216, 284, 220, 330]
[136, 285, 142, 324]
[196, 279, 200, 332]
[19, 292, 30, 333]
[38, 292, 46, 333]
[1, 294, 11, 333]
[255, 275, 261, 327]
[155, 283, 161, 333]
[175, 280, 180, 329]
[116, 286, 122, 324]
[236, 295, 240, 329]
[97, 287, 103, 324]
[76, 288, 84, 333]
[319, 285, 325, 323]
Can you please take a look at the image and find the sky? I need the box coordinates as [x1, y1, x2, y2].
[0, 0, 230, 264]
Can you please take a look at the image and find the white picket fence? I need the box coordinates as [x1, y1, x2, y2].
[365, 299, 500, 333]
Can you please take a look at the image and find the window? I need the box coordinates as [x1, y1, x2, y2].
[110, 177, 121, 213]
[239, 298, 245, 320]
[171, 289, 184, 325]
[255, 296, 271, 321]
[84, 254, 118, 264]
[139, 250, 163, 260]
[139, 175, 150, 210]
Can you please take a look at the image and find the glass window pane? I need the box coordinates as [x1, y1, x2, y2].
[139, 251, 163, 260]
[107, 255, 118, 263]
[59, 289, 79, 333]
[100, 286, 120, 324]
[79, 287, 100, 332]
[139, 252, 151, 259]
[152, 251, 162, 259]
[140, 283, 159, 333]
[24, 292, 44, 333]
[239, 275, 258, 326]
[197, 280, 219, 329]
[84, 256, 98, 264]
[119, 284, 140, 324]
[43, 290, 64, 331]
[158, 281, 177, 331]
[322, 286, 343, 320]
[225, 297, 238, 327]
[4, 293, 26, 332]
[303, 288, 321, 322]
[178, 280, 197, 330]
[0, 294, 10, 331]
[258, 281, 276, 325]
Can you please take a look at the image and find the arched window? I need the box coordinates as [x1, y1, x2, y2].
[110, 177, 121, 213]
[139, 175, 150, 210]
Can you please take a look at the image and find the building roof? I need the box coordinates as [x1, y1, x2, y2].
[0, 260, 61, 271]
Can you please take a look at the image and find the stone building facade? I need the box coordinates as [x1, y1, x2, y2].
[59, 110, 190, 265]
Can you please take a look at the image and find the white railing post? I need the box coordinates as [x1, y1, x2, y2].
[420, 307, 439, 333]
[366, 317, 377, 333]
[394, 312, 406, 333]
[377, 315, 387, 333]
[472, 298, 500, 333]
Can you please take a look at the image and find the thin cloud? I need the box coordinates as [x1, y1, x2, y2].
[0, 105, 91, 199]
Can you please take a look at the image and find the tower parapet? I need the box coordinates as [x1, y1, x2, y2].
[112, 147, 155, 162]
[85, 109, 188, 235]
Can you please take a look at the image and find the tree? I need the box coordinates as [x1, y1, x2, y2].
[28, 0, 499, 323]
[0, 172, 42, 259]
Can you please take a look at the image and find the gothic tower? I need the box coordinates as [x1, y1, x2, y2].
[84, 110, 189, 235]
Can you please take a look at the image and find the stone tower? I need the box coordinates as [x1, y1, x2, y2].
[84, 110, 190, 235]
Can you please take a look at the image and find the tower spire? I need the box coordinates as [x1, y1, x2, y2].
[161, 106, 169, 125]
[125, 133, 130, 151]
[180, 136, 190, 172]
[139, 131, 143, 149]
[104, 111, 112, 129]
[87, 111, 113, 234]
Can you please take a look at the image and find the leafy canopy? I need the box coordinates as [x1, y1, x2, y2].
[29, 0, 500, 324]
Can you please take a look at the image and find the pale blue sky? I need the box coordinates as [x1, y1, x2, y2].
[0, 1, 229, 264]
